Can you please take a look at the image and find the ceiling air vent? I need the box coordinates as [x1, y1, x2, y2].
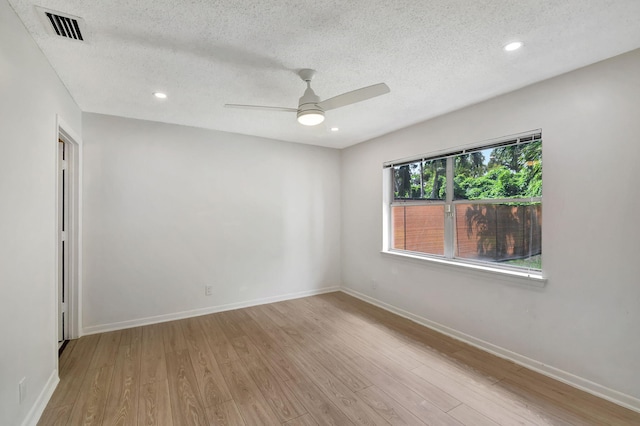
[35, 6, 87, 42]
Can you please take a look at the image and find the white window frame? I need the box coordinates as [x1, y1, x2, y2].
[382, 130, 545, 285]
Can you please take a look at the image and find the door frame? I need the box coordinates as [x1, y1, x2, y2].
[55, 115, 82, 340]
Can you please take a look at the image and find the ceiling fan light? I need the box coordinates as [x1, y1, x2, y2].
[297, 110, 325, 126]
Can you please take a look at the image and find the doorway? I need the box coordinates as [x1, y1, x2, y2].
[57, 138, 69, 346]
[56, 118, 81, 349]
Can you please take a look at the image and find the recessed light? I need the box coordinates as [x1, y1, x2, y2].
[504, 41, 523, 52]
[331, 127, 339, 132]
[153, 92, 167, 99]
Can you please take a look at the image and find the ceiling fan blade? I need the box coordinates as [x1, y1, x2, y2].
[224, 104, 297, 113]
[318, 83, 390, 111]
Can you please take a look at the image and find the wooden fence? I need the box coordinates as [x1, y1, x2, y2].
[392, 203, 542, 262]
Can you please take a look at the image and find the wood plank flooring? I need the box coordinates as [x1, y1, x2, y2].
[38, 292, 640, 425]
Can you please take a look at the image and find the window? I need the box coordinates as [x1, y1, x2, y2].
[386, 131, 542, 273]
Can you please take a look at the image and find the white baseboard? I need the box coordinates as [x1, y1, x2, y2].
[82, 286, 340, 335]
[22, 369, 59, 426]
[340, 287, 640, 414]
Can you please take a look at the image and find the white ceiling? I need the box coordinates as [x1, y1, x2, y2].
[8, 0, 640, 148]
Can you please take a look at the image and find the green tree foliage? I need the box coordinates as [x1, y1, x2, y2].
[395, 165, 412, 198]
[394, 158, 446, 200]
[394, 141, 541, 201]
[455, 141, 541, 200]
[455, 152, 486, 178]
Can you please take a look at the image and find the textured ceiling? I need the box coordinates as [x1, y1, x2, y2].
[8, 0, 640, 148]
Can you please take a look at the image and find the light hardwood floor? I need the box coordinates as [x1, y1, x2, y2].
[38, 292, 640, 425]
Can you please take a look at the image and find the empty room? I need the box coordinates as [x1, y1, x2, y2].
[2, 0, 640, 425]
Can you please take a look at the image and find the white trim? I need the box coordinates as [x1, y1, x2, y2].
[82, 286, 340, 335]
[381, 249, 546, 286]
[22, 370, 59, 426]
[56, 115, 83, 339]
[381, 167, 392, 253]
[56, 116, 81, 147]
[340, 287, 640, 414]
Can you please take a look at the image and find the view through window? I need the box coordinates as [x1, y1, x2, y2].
[389, 132, 542, 272]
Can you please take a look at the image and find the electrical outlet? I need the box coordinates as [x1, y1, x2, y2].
[205, 285, 213, 296]
[19, 377, 26, 404]
[371, 279, 378, 290]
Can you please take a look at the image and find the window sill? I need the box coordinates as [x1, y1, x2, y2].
[381, 250, 547, 287]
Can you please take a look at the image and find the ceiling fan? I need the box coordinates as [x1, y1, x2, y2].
[224, 69, 390, 126]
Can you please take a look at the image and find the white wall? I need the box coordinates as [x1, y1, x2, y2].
[0, 0, 82, 425]
[341, 49, 640, 404]
[81, 113, 341, 331]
